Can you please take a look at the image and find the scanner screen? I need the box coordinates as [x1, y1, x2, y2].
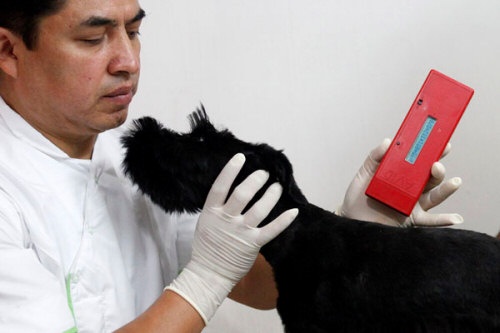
[405, 116, 437, 164]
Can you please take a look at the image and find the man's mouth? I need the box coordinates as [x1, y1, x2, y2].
[103, 86, 134, 105]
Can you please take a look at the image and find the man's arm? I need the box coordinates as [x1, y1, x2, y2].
[118, 254, 278, 332]
[228, 254, 278, 309]
[118, 255, 278, 333]
[0, 191, 78, 332]
[115, 291, 205, 333]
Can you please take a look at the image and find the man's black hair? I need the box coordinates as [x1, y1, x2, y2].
[0, 0, 67, 50]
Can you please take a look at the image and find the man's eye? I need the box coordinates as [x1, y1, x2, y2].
[81, 37, 104, 45]
[128, 31, 141, 39]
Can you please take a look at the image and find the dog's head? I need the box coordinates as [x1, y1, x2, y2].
[121, 106, 308, 217]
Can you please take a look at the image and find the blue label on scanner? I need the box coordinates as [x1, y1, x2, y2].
[405, 116, 437, 164]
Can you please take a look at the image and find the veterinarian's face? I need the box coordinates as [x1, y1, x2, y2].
[13, 0, 142, 136]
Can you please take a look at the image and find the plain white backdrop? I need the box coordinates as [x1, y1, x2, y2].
[129, 1, 500, 331]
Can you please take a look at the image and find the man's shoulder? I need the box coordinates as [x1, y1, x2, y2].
[0, 129, 43, 190]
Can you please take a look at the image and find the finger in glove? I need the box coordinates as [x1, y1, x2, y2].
[224, 169, 270, 215]
[420, 177, 462, 211]
[205, 153, 246, 208]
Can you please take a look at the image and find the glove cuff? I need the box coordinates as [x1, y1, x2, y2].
[164, 261, 235, 325]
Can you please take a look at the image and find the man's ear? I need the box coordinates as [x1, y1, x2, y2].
[0, 28, 20, 79]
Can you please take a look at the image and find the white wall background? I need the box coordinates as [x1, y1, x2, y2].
[130, 1, 500, 331]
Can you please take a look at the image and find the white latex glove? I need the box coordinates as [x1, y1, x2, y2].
[337, 138, 463, 227]
[165, 153, 298, 324]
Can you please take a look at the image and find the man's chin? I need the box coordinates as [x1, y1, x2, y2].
[96, 107, 129, 132]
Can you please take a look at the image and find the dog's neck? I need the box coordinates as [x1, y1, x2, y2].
[257, 191, 313, 267]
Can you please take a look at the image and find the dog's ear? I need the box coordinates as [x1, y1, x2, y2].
[189, 104, 216, 133]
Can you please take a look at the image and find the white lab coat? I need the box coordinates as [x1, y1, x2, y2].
[0, 98, 198, 332]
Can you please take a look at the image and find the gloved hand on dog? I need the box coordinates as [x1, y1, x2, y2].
[337, 138, 463, 227]
[165, 153, 299, 324]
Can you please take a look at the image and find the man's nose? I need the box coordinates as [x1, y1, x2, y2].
[108, 31, 140, 77]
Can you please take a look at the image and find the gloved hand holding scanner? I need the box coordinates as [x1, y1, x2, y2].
[339, 70, 473, 227]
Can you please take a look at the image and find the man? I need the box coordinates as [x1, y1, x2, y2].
[0, 0, 463, 332]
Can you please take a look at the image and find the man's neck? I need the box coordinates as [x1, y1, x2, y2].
[41, 131, 97, 159]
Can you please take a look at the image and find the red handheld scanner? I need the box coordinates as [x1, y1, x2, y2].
[365, 70, 474, 216]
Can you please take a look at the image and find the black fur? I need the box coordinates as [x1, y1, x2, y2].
[121, 107, 500, 332]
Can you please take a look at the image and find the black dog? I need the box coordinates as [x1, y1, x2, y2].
[121, 108, 500, 333]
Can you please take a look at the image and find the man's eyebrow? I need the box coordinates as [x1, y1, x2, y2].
[80, 16, 117, 28]
[127, 8, 146, 25]
[79, 8, 146, 28]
